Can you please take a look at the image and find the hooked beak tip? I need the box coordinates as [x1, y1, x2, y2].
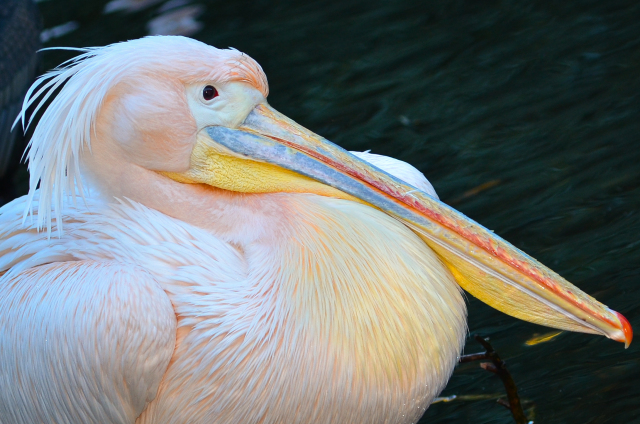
[611, 310, 633, 348]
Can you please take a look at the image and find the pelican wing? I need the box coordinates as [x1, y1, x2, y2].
[0, 260, 176, 424]
[349, 151, 439, 200]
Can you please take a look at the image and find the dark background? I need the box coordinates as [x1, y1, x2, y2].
[2, 0, 639, 422]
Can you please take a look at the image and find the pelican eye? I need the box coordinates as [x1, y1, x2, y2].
[202, 85, 218, 101]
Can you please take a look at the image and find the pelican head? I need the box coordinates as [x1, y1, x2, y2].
[9, 35, 631, 423]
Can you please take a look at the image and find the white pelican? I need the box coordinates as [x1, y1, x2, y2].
[0, 36, 632, 424]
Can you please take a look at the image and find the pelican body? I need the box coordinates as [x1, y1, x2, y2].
[0, 36, 631, 424]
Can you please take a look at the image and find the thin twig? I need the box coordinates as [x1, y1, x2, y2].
[458, 335, 529, 424]
[458, 351, 489, 363]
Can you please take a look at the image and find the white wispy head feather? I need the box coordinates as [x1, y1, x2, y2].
[15, 35, 268, 237]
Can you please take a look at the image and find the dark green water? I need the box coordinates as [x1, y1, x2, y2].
[7, 0, 640, 422]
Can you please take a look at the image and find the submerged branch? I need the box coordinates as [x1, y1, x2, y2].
[458, 335, 529, 424]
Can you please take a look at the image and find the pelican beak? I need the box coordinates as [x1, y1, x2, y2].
[170, 103, 632, 348]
